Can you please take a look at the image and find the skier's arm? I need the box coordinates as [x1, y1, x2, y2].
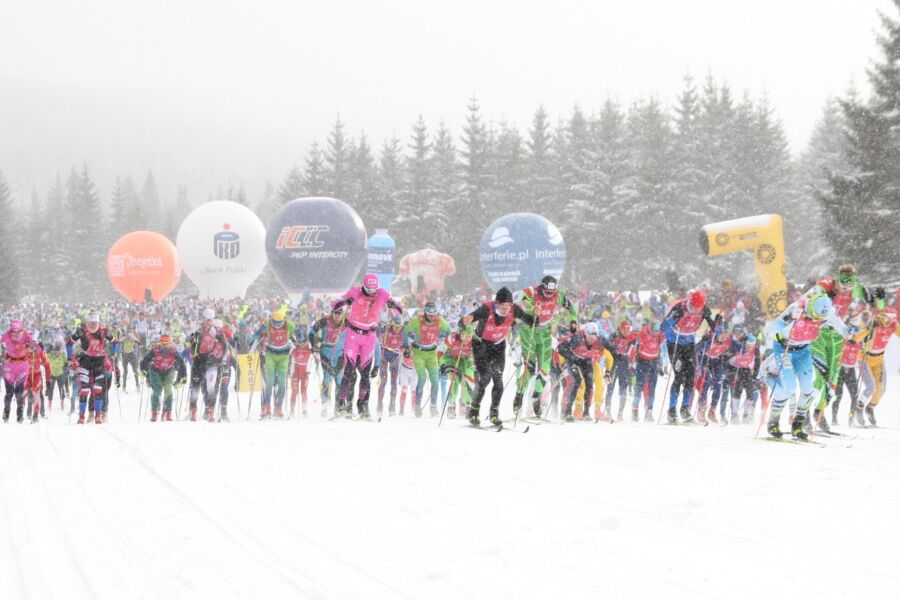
[556, 334, 578, 360]
[512, 304, 538, 327]
[460, 304, 489, 329]
[139, 351, 152, 374]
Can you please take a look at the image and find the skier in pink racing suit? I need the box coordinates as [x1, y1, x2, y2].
[331, 274, 403, 417]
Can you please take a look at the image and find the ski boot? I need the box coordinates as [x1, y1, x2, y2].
[791, 414, 808, 440]
[204, 407, 215, 422]
[489, 414, 502, 427]
[644, 408, 654, 422]
[77, 412, 86, 424]
[468, 412, 480, 427]
[696, 402, 707, 424]
[667, 407, 677, 424]
[766, 416, 783, 438]
[219, 407, 230, 422]
[414, 407, 422, 418]
[447, 404, 456, 419]
[429, 403, 438, 418]
[707, 406, 718, 424]
[2, 404, 9, 422]
[399, 404, 405, 417]
[831, 402, 840, 427]
[94, 411, 103, 424]
[679, 405, 693, 422]
[865, 404, 876, 426]
[274, 406, 285, 419]
[189, 405, 198, 422]
[533, 399, 543, 419]
[260, 404, 272, 420]
[31, 410, 39, 424]
[512, 393, 523, 416]
[163, 410, 172, 422]
[376, 399, 383, 418]
[388, 401, 396, 417]
[150, 410, 159, 422]
[616, 406, 625, 422]
[632, 405, 639, 422]
[813, 408, 831, 433]
[17, 405, 25, 424]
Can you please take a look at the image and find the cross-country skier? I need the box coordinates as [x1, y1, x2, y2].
[439, 325, 475, 419]
[558, 322, 613, 421]
[140, 334, 187, 422]
[187, 308, 229, 422]
[512, 275, 577, 418]
[403, 301, 450, 417]
[2, 320, 36, 423]
[251, 310, 295, 419]
[859, 288, 899, 426]
[765, 293, 847, 439]
[376, 315, 405, 417]
[661, 290, 720, 423]
[459, 287, 537, 427]
[331, 274, 403, 419]
[69, 312, 116, 424]
[310, 306, 346, 417]
[289, 328, 313, 418]
[632, 319, 667, 422]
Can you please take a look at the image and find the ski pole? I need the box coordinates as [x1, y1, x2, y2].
[657, 332, 680, 425]
[115, 381, 123, 423]
[438, 352, 463, 428]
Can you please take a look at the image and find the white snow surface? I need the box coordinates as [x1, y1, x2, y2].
[2, 344, 900, 600]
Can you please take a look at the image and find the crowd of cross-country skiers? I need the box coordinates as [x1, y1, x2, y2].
[1, 265, 898, 438]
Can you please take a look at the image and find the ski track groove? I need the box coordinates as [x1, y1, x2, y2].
[95, 426, 329, 600]
[220, 427, 487, 600]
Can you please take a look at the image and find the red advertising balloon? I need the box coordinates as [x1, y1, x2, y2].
[107, 231, 181, 302]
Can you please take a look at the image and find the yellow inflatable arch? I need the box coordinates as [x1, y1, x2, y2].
[699, 214, 788, 318]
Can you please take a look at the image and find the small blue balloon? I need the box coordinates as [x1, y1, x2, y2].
[266, 197, 368, 299]
[480, 213, 566, 291]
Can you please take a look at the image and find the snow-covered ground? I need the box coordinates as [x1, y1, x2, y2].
[2, 344, 900, 600]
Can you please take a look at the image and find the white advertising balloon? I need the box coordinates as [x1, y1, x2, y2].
[176, 200, 267, 299]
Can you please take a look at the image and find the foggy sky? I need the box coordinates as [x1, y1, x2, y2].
[0, 0, 891, 206]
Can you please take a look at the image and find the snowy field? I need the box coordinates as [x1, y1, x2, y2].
[2, 344, 900, 600]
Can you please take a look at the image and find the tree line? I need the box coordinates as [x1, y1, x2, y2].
[3, 2, 900, 303]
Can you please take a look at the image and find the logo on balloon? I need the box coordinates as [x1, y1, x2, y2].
[480, 213, 566, 291]
[274, 225, 330, 251]
[213, 224, 240, 260]
[109, 255, 126, 277]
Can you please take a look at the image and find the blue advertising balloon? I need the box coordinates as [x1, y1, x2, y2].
[367, 228, 396, 290]
[266, 197, 368, 301]
[480, 213, 566, 291]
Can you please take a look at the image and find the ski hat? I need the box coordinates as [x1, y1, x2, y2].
[363, 274, 379, 294]
[583, 322, 599, 337]
[732, 322, 745, 334]
[495, 287, 513, 303]
[873, 287, 887, 310]
[423, 301, 438, 315]
[272, 310, 285, 322]
[213, 318, 224, 328]
[87, 312, 100, 323]
[9, 319, 22, 332]
[687, 289, 706, 312]
[202, 308, 215, 320]
[806, 293, 833, 321]
[618, 320, 631, 332]
[390, 315, 403, 326]
[540, 275, 558, 292]
[650, 320, 662, 332]
[159, 334, 172, 344]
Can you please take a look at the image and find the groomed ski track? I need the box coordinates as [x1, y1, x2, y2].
[1, 348, 899, 599]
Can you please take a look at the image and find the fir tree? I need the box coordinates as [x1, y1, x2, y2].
[303, 142, 327, 197]
[820, 1, 900, 279]
[325, 116, 350, 199]
[430, 120, 463, 255]
[66, 164, 104, 300]
[0, 170, 21, 303]
[277, 166, 306, 204]
[525, 105, 557, 215]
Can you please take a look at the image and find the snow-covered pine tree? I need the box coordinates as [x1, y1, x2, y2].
[347, 131, 377, 227]
[325, 116, 350, 200]
[820, 1, 900, 281]
[492, 119, 527, 220]
[401, 115, 436, 251]
[525, 105, 558, 216]
[0, 170, 21, 303]
[67, 164, 105, 300]
[430, 120, 463, 258]
[302, 142, 327, 197]
[140, 171, 158, 226]
[276, 165, 306, 205]
[375, 136, 404, 251]
[626, 97, 676, 288]
[559, 105, 598, 287]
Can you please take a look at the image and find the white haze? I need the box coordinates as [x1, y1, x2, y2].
[0, 0, 891, 203]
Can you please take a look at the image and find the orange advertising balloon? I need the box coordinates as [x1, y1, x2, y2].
[107, 231, 181, 302]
